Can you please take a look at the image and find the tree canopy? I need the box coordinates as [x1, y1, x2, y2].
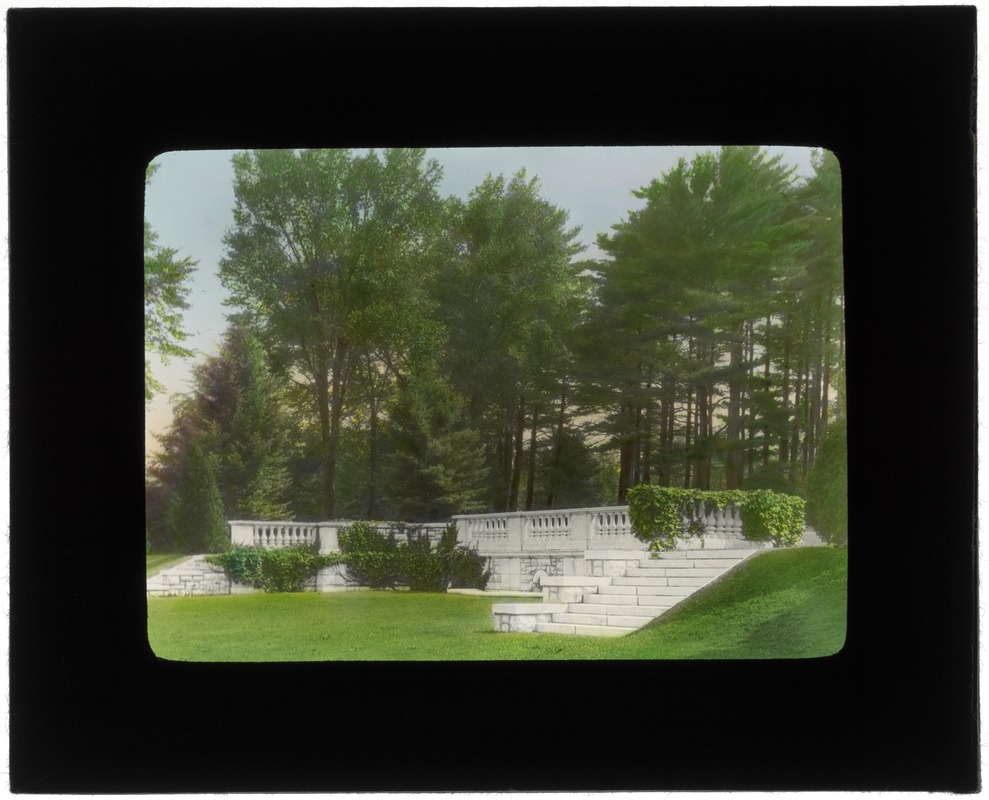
[148, 146, 845, 547]
[144, 163, 197, 401]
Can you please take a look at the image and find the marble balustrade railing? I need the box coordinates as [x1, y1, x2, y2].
[227, 520, 448, 554]
[452, 503, 748, 554]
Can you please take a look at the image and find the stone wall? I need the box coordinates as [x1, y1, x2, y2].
[146, 556, 252, 597]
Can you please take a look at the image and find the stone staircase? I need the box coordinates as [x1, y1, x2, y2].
[492, 548, 764, 637]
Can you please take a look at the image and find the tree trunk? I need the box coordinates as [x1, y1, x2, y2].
[324, 338, 349, 519]
[545, 382, 567, 508]
[366, 399, 378, 518]
[641, 398, 652, 485]
[789, 362, 803, 484]
[497, 418, 513, 512]
[725, 326, 745, 489]
[524, 402, 539, 511]
[694, 383, 710, 490]
[684, 383, 693, 488]
[780, 323, 791, 466]
[763, 316, 772, 466]
[508, 395, 526, 511]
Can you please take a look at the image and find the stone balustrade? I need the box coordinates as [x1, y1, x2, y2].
[203, 505, 761, 595]
[227, 519, 448, 554]
[453, 503, 763, 591]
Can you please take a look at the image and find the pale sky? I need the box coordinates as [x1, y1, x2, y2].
[144, 145, 817, 459]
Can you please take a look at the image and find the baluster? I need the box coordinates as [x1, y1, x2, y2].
[730, 505, 743, 537]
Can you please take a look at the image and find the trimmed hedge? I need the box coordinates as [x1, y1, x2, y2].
[206, 543, 344, 593]
[338, 521, 490, 592]
[627, 485, 805, 551]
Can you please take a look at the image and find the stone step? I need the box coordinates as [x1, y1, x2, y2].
[653, 549, 759, 560]
[594, 584, 638, 596]
[584, 593, 641, 605]
[633, 584, 702, 596]
[534, 622, 636, 637]
[573, 603, 658, 617]
[552, 612, 610, 626]
[627, 565, 727, 577]
[612, 578, 697, 592]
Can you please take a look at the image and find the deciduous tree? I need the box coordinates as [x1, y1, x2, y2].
[144, 163, 196, 401]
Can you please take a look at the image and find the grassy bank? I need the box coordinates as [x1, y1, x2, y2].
[146, 552, 190, 577]
[147, 547, 846, 661]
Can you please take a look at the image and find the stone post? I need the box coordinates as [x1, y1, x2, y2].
[317, 522, 342, 554]
[228, 521, 256, 548]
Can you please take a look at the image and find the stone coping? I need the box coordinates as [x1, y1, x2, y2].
[448, 589, 542, 597]
[453, 505, 631, 520]
[491, 602, 569, 615]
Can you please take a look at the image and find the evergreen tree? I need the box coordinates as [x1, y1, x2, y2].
[437, 170, 587, 511]
[168, 440, 228, 553]
[147, 324, 294, 536]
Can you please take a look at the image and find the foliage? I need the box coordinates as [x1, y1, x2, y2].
[146, 324, 295, 546]
[804, 416, 848, 546]
[336, 521, 489, 592]
[627, 484, 804, 550]
[150, 146, 844, 522]
[167, 440, 229, 554]
[740, 490, 806, 547]
[538, 429, 614, 509]
[206, 545, 263, 585]
[436, 169, 588, 511]
[187, 325, 294, 519]
[337, 522, 404, 589]
[383, 371, 490, 521]
[741, 461, 804, 496]
[219, 148, 450, 518]
[401, 529, 450, 592]
[145, 163, 197, 401]
[206, 544, 344, 593]
[438, 522, 491, 590]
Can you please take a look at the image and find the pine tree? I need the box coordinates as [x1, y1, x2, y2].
[168, 440, 228, 553]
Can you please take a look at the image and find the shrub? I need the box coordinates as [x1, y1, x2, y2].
[627, 485, 805, 551]
[207, 544, 343, 593]
[739, 490, 806, 548]
[437, 522, 490, 590]
[337, 522, 404, 589]
[804, 417, 848, 546]
[336, 521, 490, 592]
[402, 529, 449, 592]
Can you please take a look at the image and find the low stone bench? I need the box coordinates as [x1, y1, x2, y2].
[491, 603, 568, 633]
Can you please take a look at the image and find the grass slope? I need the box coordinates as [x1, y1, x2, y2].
[147, 547, 846, 661]
[146, 552, 191, 577]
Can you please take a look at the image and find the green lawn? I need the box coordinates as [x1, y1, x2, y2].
[147, 547, 846, 661]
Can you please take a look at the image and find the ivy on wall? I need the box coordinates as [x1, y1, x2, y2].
[626, 485, 805, 551]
